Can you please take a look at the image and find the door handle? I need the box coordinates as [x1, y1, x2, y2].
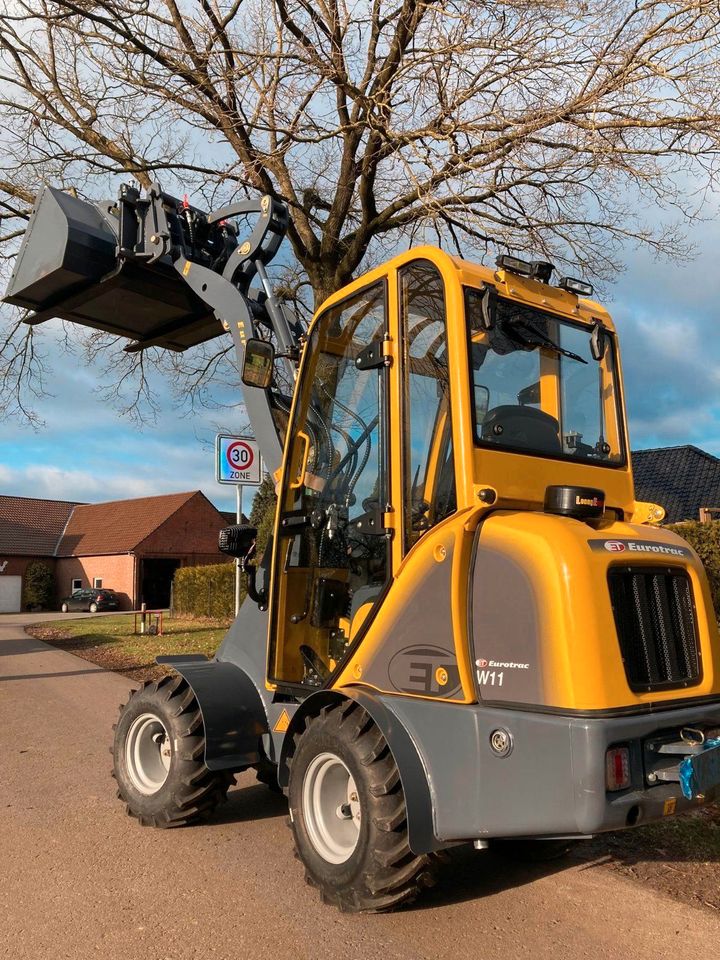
[289, 431, 310, 489]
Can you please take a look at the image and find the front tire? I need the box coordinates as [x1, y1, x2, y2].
[60, 603, 68, 613]
[288, 701, 438, 912]
[113, 674, 234, 827]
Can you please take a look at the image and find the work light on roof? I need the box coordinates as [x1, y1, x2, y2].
[559, 276, 594, 298]
[495, 255, 555, 284]
[495, 253, 532, 277]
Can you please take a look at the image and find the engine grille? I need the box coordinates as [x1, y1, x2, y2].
[608, 566, 701, 692]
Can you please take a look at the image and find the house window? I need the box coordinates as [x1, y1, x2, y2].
[71, 578, 82, 592]
[93, 578, 103, 589]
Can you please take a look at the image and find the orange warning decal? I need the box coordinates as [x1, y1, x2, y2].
[663, 797, 677, 816]
[274, 709, 291, 733]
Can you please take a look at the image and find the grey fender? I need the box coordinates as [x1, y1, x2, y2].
[278, 687, 445, 855]
[156, 656, 268, 771]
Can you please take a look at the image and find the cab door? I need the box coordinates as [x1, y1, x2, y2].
[267, 281, 391, 689]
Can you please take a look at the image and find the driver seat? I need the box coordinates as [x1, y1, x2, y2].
[481, 405, 561, 454]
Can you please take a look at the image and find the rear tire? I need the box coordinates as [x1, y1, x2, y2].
[287, 700, 438, 912]
[112, 674, 234, 827]
[89, 602, 98, 613]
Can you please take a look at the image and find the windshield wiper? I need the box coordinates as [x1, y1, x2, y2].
[510, 318, 588, 364]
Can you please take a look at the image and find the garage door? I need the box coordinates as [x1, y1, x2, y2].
[0, 576, 22, 613]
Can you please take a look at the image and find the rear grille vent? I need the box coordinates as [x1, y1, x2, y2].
[608, 567, 701, 692]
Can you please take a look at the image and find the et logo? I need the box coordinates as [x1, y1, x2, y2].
[388, 645, 461, 698]
[604, 541, 626, 552]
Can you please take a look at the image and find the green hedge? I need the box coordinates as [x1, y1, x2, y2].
[171, 479, 276, 620]
[668, 521, 720, 614]
[22, 559, 54, 610]
[173, 562, 239, 619]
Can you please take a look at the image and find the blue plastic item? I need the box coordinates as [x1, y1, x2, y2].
[679, 738, 720, 799]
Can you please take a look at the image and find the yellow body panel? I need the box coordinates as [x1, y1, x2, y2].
[469, 511, 720, 710]
[268, 244, 718, 716]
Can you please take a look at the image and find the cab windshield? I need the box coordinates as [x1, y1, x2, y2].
[465, 289, 625, 466]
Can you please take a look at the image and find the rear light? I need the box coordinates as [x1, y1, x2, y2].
[96, 595, 103, 601]
[606, 746, 631, 791]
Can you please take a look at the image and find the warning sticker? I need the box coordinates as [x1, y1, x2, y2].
[273, 709, 291, 734]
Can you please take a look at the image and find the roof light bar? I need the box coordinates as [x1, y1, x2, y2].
[530, 261, 554, 283]
[496, 254, 533, 276]
[559, 276, 594, 298]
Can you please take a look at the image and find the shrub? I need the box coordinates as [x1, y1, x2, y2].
[173, 562, 238, 620]
[23, 560, 54, 610]
[668, 521, 720, 615]
[249, 472, 277, 557]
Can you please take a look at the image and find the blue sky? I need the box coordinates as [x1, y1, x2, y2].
[1, 207, 720, 514]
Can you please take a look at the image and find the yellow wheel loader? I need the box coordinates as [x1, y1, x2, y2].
[7, 183, 720, 912]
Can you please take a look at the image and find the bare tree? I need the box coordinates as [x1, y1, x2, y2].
[2, 0, 720, 418]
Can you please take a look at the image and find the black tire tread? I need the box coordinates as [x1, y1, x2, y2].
[289, 700, 439, 913]
[113, 675, 234, 829]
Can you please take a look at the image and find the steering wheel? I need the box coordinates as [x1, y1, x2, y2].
[299, 644, 330, 681]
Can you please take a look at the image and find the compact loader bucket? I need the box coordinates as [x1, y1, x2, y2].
[4, 185, 221, 351]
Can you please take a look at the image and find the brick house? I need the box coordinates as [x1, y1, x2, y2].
[0, 491, 230, 612]
[0, 496, 80, 613]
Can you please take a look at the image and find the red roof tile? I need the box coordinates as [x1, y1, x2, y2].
[56, 491, 198, 556]
[0, 495, 80, 556]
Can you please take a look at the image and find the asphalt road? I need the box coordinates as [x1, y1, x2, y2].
[2, 615, 719, 960]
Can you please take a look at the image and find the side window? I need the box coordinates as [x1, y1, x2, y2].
[400, 262, 456, 554]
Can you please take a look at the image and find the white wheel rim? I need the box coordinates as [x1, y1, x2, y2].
[302, 752, 361, 864]
[125, 713, 172, 795]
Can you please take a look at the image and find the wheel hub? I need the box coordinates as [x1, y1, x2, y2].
[302, 752, 361, 864]
[125, 712, 172, 795]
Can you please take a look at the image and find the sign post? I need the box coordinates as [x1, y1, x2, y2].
[215, 435, 263, 615]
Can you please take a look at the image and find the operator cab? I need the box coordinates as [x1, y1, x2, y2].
[264, 249, 631, 694]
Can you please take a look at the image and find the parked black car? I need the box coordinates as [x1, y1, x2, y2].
[60, 588, 120, 613]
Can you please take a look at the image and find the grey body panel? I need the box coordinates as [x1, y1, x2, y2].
[360, 537, 461, 699]
[277, 687, 443, 854]
[215, 593, 270, 693]
[469, 523, 543, 704]
[160, 594, 298, 769]
[177, 256, 288, 475]
[156, 656, 268, 771]
[382, 693, 720, 840]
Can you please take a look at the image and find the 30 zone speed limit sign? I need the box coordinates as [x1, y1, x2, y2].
[216, 435, 262, 485]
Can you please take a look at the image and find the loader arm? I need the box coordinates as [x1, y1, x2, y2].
[4, 182, 301, 474]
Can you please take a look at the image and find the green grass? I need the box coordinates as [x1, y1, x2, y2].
[27, 613, 232, 681]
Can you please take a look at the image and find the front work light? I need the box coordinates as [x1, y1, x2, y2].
[559, 276, 594, 297]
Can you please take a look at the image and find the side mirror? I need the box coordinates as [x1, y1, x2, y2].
[467, 285, 497, 331]
[590, 322, 607, 362]
[517, 380, 541, 405]
[242, 338, 275, 389]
